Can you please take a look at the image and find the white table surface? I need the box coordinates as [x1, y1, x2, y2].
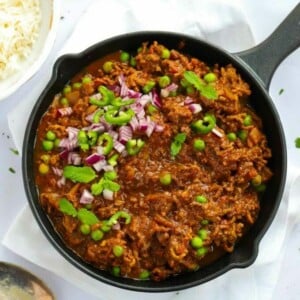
[0, 0, 299, 299]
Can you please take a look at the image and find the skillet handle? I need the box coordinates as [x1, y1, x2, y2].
[236, 3, 300, 89]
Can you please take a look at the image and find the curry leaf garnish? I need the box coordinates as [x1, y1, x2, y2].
[170, 133, 187, 158]
[102, 180, 120, 192]
[77, 208, 99, 225]
[183, 71, 218, 100]
[59, 198, 77, 217]
[63, 166, 96, 183]
[91, 176, 120, 196]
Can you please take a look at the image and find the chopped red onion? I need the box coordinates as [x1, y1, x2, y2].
[108, 130, 118, 141]
[151, 90, 162, 108]
[59, 149, 69, 160]
[154, 124, 164, 132]
[85, 153, 104, 165]
[112, 222, 121, 230]
[119, 126, 132, 144]
[139, 94, 152, 107]
[146, 116, 156, 137]
[160, 83, 178, 97]
[127, 89, 142, 99]
[59, 138, 78, 151]
[212, 128, 223, 138]
[93, 159, 107, 172]
[52, 167, 63, 177]
[80, 189, 94, 204]
[90, 93, 102, 100]
[57, 176, 66, 188]
[57, 107, 73, 117]
[66, 127, 79, 140]
[103, 189, 114, 200]
[188, 103, 202, 114]
[114, 140, 126, 153]
[138, 118, 148, 131]
[102, 165, 114, 172]
[68, 152, 81, 165]
[129, 116, 139, 131]
[184, 96, 194, 105]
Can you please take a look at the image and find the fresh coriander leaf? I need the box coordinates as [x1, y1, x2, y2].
[102, 179, 120, 192]
[10, 148, 19, 155]
[59, 198, 77, 217]
[279, 88, 284, 95]
[9, 167, 15, 174]
[295, 137, 300, 148]
[63, 166, 96, 183]
[200, 85, 218, 100]
[77, 208, 99, 225]
[183, 71, 218, 100]
[103, 171, 118, 180]
[174, 133, 187, 144]
[91, 181, 104, 196]
[171, 133, 187, 158]
[184, 71, 204, 90]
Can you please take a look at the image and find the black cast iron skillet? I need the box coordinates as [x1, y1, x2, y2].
[23, 4, 300, 292]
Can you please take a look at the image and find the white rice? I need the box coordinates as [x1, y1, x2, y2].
[0, 0, 41, 80]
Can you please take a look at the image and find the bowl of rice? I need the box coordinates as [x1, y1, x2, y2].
[0, 0, 60, 101]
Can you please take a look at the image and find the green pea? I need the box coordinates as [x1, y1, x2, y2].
[201, 219, 209, 226]
[113, 245, 124, 257]
[238, 129, 248, 141]
[60, 97, 69, 106]
[198, 229, 208, 240]
[101, 220, 111, 232]
[196, 247, 208, 257]
[112, 266, 121, 277]
[91, 229, 104, 241]
[82, 76, 92, 84]
[120, 51, 130, 62]
[142, 80, 155, 94]
[42, 140, 54, 151]
[54, 138, 61, 148]
[73, 82, 82, 89]
[38, 163, 49, 175]
[63, 85, 72, 95]
[80, 224, 91, 235]
[103, 61, 113, 73]
[204, 72, 217, 83]
[40, 154, 50, 164]
[251, 174, 262, 186]
[159, 172, 172, 185]
[195, 195, 207, 203]
[139, 270, 150, 280]
[227, 132, 237, 141]
[46, 130, 56, 141]
[255, 183, 266, 192]
[161, 48, 170, 59]
[130, 56, 137, 67]
[158, 75, 171, 88]
[193, 139, 205, 151]
[190, 236, 203, 249]
[243, 114, 252, 126]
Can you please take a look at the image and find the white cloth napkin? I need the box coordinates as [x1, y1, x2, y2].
[3, 0, 299, 299]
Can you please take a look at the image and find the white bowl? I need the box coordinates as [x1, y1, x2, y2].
[0, 0, 60, 102]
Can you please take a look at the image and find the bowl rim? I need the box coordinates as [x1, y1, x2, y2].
[0, 0, 61, 102]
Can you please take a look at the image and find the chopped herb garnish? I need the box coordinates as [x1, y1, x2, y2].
[295, 137, 300, 148]
[183, 71, 218, 100]
[77, 208, 99, 225]
[279, 88, 284, 95]
[59, 198, 77, 217]
[170, 133, 187, 158]
[9, 167, 15, 174]
[63, 166, 97, 183]
[10, 148, 19, 155]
